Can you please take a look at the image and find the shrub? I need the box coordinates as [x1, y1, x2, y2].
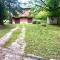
[32, 20, 41, 24]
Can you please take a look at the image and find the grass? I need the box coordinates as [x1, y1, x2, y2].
[0, 24, 16, 38]
[25, 24, 60, 58]
[3, 29, 20, 48]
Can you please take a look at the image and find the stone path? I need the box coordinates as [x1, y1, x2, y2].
[0, 26, 43, 60]
[0, 27, 18, 47]
[4, 27, 26, 60]
[8, 27, 26, 54]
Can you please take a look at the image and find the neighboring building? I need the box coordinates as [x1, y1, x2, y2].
[12, 8, 33, 24]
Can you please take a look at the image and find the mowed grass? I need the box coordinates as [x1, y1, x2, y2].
[25, 24, 60, 58]
[3, 29, 20, 48]
[0, 24, 16, 38]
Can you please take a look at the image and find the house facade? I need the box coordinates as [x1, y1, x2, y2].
[12, 8, 33, 24]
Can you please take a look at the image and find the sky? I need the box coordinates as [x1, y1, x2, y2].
[18, 0, 35, 8]
[18, 0, 31, 8]
[18, 0, 29, 3]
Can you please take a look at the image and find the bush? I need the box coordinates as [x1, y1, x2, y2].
[35, 11, 47, 20]
[32, 20, 41, 24]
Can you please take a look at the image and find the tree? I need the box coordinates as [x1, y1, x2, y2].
[4, 0, 23, 18]
[29, 0, 43, 18]
[29, 0, 60, 24]
[29, 6, 40, 18]
[0, 1, 8, 25]
[36, 10, 47, 19]
[45, 0, 60, 24]
[0, 0, 24, 25]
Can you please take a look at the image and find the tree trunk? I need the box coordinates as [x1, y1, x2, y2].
[0, 20, 4, 25]
[47, 17, 57, 25]
[9, 12, 12, 24]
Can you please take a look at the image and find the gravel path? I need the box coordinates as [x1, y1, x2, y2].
[0, 27, 18, 47]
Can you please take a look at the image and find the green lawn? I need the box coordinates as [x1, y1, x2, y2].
[0, 24, 16, 38]
[25, 24, 60, 58]
[3, 29, 20, 48]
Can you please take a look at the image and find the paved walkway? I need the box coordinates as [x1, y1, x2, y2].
[0, 27, 18, 47]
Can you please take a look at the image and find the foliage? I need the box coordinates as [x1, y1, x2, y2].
[29, 0, 60, 18]
[4, 0, 23, 18]
[45, 0, 60, 17]
[13, 10, 20, 18]
[29, 5, 41, 18]
[0, 0, 23, 24]
[35, 10, 47, 19]
[4, 0, 23, 13]
[0, 1, 8, 25]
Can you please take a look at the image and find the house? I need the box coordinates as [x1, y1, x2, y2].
[11, 8, 33, 24]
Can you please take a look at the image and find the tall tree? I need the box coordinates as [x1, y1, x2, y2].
[29, 6, 41, 18]
[4, 0, 23, 18]
[0, 0, 23, 24]
[45, 0, 60, 24]
[0, 0, 8, 25]
[30, 0, 60, 24]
